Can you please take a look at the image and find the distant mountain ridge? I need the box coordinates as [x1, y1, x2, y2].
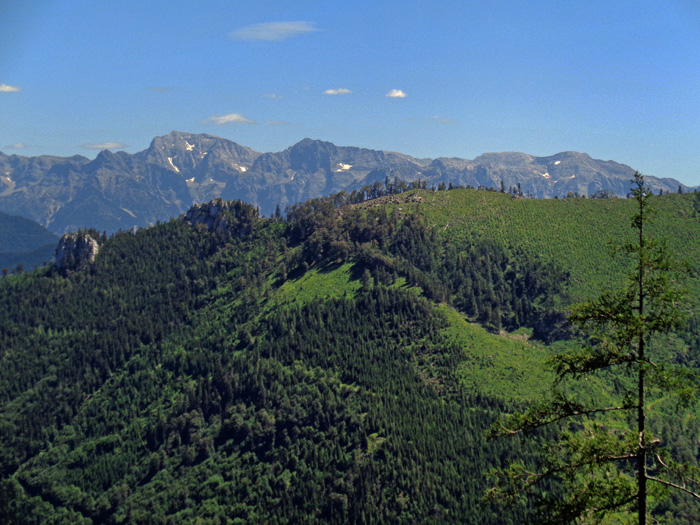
[0, 131, 693, 234]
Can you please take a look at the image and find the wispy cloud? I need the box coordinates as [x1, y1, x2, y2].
[430, 116, 456, 124]
[203, 113, 256, 125]
[264, 93, 282, 99]
[5, 142, 28, 150]
[232, 21, 318, 41]
[0, 84, 21, 92]
[82, 142, 126, 150]
[386, 89, 407, 98]
[324, 88, 352, 95]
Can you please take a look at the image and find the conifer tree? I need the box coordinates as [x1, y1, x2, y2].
[487, 173, 700, 523]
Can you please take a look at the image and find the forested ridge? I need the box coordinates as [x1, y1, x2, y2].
[1, 188, 699, 523]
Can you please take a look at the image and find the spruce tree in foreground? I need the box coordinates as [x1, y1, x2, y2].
[487, 173, 700, 523]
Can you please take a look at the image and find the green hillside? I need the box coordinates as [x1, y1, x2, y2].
[0, 188, 698, 523]
[408, 189, 700, 301]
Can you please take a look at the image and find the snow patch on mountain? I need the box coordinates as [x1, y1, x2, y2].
[167, 157, 180, 173]
[0, 175, 15, 196]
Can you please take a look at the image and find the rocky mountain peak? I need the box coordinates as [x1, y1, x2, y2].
[288, 138, 337, 173]
[140, 131, 260, 179]
[472, 152, 536, 166]
[293, 137, 326, 148]
[86, 149, 129, 172]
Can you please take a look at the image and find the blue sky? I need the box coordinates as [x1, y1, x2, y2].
[2, 0, 700, 185]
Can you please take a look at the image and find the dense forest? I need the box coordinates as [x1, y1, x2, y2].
[1, 186, 699, 523]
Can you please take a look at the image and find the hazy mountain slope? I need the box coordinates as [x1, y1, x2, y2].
[48, 149, 194, 234]
[0, 211, 58, 253]
[0, 212, 58, 272]
[0, 153, 91, 228]
[0, 133, 693, 234]
[0, 245, 55, 274]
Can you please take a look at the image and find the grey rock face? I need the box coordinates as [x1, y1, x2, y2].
[184, 199, 257, 239]
[55, 232, 100, 271]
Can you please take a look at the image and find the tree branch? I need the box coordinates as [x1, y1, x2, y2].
[647, 476, 700, 500]
[494, 404, 635, 437]
[587, 494, 639, 516]
[488, 452, 639, 502]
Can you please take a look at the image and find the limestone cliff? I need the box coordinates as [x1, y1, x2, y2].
[184, 199, 258, 239]
[55, 232, 100, 271]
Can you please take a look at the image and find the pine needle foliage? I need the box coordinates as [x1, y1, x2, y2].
[487, 174, 700, 523]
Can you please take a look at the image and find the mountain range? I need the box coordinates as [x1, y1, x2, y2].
[0, 131, 694, 234]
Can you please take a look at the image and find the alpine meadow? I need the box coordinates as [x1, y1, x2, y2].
[1, 177, 700, 523]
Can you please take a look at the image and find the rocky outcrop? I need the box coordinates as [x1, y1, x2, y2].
[55, 232, 100, 271]
[184, 199, 258, 239]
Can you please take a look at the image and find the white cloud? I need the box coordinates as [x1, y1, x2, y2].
[82, 142, 126, 150]
[324, 88, 352, 95]
[0, 84, 21, 92]
[386, 89, 407, 98]
[232, 21, 318, 41]
[264, 93, 281, 99]
[5, 142, 28, 150]
[203, 113, 255, 125]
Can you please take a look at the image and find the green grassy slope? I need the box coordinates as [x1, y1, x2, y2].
[272, 260, 551, 403]
[388, 189, 700, 301]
